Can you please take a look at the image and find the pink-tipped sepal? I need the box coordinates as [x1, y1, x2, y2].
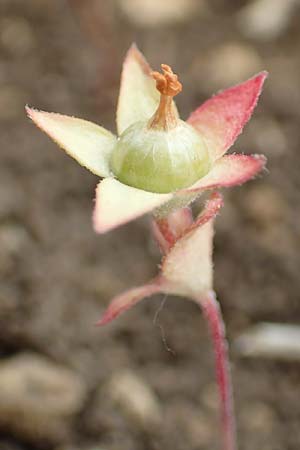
[96, 278, 164, 326]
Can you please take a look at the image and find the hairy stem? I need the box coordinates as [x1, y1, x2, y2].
[199, 292, 237, 450]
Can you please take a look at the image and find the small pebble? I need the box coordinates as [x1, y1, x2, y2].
[241, 401, 276, 433]
[0, 353, 86, 443]
[117, 0, 201, 27]
[205, 42, 262, 88]
[105, 369, 162, 428]
[235, 323, 300, 361]
[249, 118, 288, 158]
[237, 0, 297, 40]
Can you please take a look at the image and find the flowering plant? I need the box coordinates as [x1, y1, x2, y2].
[27, 44, 267, 450]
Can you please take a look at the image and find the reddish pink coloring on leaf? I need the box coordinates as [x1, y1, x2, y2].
[96, 278, 163, 326]
[188, 192, 223, 234]
[153, 207, 193, 254]
[188, 72, 268, 160]
[151, 220, 172, 255]
[159, 193, 222, 297]
[180, 154, 266, 194]
[98, 192, 223, 325]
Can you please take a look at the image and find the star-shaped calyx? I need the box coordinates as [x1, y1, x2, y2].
[26, 44, 267, 234]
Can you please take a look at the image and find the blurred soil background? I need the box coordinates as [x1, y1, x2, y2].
[0, 0, 300, 449]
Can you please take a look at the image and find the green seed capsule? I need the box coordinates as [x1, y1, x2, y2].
[110, 120, 211, 194]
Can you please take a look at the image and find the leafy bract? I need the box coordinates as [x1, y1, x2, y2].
[93, 178, 172, 233]
[188, 72, 267, 161]
[26, 107, 116, 177]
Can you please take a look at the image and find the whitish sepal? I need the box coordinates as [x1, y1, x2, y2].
[26, 107, 116, 177]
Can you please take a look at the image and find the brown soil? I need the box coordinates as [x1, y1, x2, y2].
[1, 1, 300, 449]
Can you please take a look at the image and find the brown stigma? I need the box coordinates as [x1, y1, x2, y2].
[151, 64, 182, 97]
[148, 64, 182, 131]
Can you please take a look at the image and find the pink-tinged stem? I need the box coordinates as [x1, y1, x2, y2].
[199, 293, 237, 450]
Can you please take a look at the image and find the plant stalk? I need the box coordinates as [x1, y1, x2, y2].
[199, 292, 238, 450]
